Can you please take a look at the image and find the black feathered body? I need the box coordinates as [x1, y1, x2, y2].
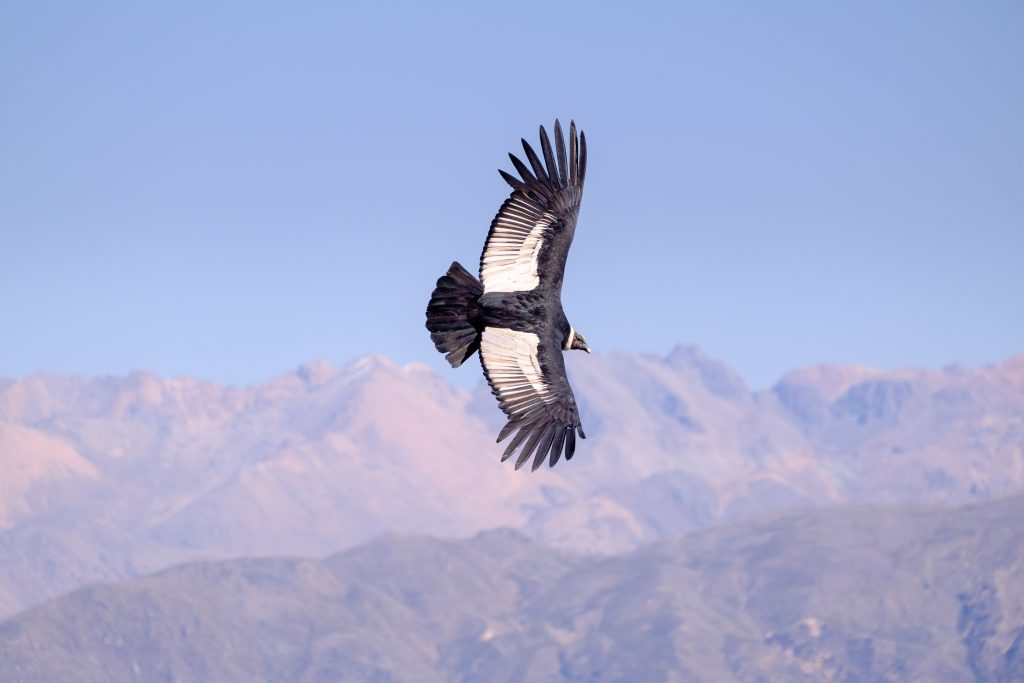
[479, 290, 571, 348]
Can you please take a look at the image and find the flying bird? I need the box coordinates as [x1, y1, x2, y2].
[425, 120, 590, 471]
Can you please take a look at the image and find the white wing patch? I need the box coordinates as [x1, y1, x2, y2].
[481, 195, 554, 293]
[480, 327, 556, 411]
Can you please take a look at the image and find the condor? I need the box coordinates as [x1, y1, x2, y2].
[425, 120, 590, 471]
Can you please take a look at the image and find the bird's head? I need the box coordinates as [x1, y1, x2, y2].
[568, 329, 591, 354]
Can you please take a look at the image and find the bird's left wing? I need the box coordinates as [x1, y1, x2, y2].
[479, 326, 585, 471]
[479, 120, 586, 294]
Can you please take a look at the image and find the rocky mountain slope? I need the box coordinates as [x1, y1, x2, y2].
[2, 495, 1021, 682]
[1, 349, 1021, 619]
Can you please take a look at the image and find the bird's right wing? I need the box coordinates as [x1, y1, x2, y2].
[479, 120, 586, 294]
[479, 325, 585, 471]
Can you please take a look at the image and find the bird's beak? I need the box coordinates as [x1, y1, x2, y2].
[583, 343, 591, 354]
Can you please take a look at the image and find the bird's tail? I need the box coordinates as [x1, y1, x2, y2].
[425, 261, 484, 368]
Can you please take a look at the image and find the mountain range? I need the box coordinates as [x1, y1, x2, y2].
[2, 495, 1021, 682]
[1, 348, 1022, 621]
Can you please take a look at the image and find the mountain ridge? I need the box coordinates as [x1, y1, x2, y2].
[2, 494, 1021, 682]
[1, 347, 1021, 620]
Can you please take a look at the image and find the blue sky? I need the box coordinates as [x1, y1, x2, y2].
[2, 1, 1021, 388]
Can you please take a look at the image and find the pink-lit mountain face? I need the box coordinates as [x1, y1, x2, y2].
[1, 349, 1022, 619]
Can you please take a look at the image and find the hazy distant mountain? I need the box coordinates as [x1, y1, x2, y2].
[2, 496, 1021, 682]
[1, 349, 1021, 619]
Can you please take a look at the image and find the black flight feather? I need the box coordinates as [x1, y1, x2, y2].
[502, 425, 533, 460]
[520, 138, 549, 182]
[569, 121, 578, 187]
[554, 120, 568, 184]
[515, 427, 546, 470]
[578, 130, 587, 187]
[531, 426, 557, 472]
[499, 169, 524, 190]
[539, 125, 558, 183]
[548, 428, 567, 467]
[497, 420, 518, 442]
[508, 153, 537, 185]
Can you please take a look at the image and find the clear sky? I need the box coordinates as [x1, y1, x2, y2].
[2, 1, 1022, 389]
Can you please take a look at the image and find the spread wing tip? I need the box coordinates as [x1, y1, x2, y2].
[495, 420, 580, 472]
[498, 169, 523, 190]
[499, 119, 583, 192]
